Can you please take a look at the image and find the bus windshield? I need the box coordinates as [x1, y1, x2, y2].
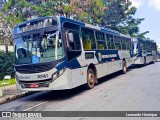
[15, 30, 63, 65]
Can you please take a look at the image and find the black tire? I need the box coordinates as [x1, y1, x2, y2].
[85, 68, 96, 89]
[153, 57, 156, 64]
[151, 59, 156, 64]
[122, 61, 127, 74]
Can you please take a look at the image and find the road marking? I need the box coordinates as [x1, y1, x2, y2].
[23, 101, 48, 111]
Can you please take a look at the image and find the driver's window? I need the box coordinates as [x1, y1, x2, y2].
[63, 22, 81, 51]
[65, 30, 81, 51]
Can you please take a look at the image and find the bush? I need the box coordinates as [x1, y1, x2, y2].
[0, 50, 14, 79]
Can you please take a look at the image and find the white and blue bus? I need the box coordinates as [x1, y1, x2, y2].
[13, 16, 134, 91]
[132, 38, 157, 65]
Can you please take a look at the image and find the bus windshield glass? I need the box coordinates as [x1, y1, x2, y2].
[15, 31, 63, 65]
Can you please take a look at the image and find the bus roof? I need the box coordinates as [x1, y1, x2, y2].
[15, 16, 57, 28]
[14, 16, 131, 38]
[59, 16, 128, 36]
[137, 37, 156, 44]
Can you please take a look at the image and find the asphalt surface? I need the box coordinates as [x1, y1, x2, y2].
[0, 62, 160, 120]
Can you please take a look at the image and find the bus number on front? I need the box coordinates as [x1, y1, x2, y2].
[37, 74, 48, 79]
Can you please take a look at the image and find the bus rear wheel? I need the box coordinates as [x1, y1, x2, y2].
[86, 68, 95, 89]
[122, 61, 127, 74]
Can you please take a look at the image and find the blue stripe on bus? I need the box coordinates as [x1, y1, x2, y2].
[66, 58, 81, 69]
[55, 58, 81, 70]
[95, 50, 120, 63]
[55, 60, 68, 70]
[137, 51, 154, 57]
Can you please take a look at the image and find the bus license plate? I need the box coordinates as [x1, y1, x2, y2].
[29, 84, 39, 88]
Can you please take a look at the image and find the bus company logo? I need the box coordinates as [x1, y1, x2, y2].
[20, 76, 30, 79]
[101, 54, 117, 58]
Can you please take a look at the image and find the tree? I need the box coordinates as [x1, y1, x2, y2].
[68, 0, 106, 25]
[0, 11, 14, 53]
[3, 0, 149, 39]
[101, 0, 127, 29]
[101, 0, 148, 37]
[4, 0, 70, 20]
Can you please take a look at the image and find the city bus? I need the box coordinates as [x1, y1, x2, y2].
[132, 38, 157, 65]
[13, 16, 134, 91]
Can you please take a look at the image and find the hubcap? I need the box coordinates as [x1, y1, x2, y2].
[88, 72, 94, 85]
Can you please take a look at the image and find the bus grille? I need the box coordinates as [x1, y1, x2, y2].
[15, 64, 54, 74]
[19, 79, 52, 88]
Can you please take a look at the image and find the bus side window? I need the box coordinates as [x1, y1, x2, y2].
[65, 30, 81, 51]
[63, 22, 81, 51]
[96, 31, 106, 50]
[81, 28, 96, 50]
[106, 34, 115, 49]
[114, 36, 122, 50]
[121, 38, 127, 50]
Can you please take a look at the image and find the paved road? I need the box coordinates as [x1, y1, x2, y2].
[1, 62, 160, 120]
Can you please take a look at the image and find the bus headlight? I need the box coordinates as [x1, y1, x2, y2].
[52, 72, 59, 80]
[52, 68, 65, 81]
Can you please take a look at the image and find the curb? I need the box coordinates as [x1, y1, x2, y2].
[0, 91, 29, 105]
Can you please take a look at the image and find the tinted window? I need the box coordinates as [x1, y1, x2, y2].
[114, 36, 121, 50]
[65, 30, 81, 50]
[81, 28, 96, 50]
[63, 22, 81, 51]
[121, 38, 127, 50]
[96, 31, 106, 50]
[106, 34, 115, 49]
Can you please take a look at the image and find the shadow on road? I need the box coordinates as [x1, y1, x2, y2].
[128, 62, 155, 69]
[19, 69, 133, 102]
[20, 86, 87, 102]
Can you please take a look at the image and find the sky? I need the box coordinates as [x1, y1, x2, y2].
[130, 0, 160, 46]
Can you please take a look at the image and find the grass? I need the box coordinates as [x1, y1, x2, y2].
[0, 78, 16, 87]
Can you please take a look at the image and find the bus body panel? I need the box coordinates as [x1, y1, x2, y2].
[17, 68, 73, 91]
[13, 16, 135, 91]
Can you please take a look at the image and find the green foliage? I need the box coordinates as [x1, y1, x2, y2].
[1, 0, 150, 40]
[70, 0, 106, 25]
[100, 0, 147, 37]
[0, 50, 14, 80]
[0, 78, 16, 87]
[137, 31, 150, 38]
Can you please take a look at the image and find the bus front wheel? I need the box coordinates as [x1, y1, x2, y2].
[86, 68, 95, 89]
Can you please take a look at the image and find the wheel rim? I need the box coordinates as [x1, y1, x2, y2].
[87, 70, 94, 87]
